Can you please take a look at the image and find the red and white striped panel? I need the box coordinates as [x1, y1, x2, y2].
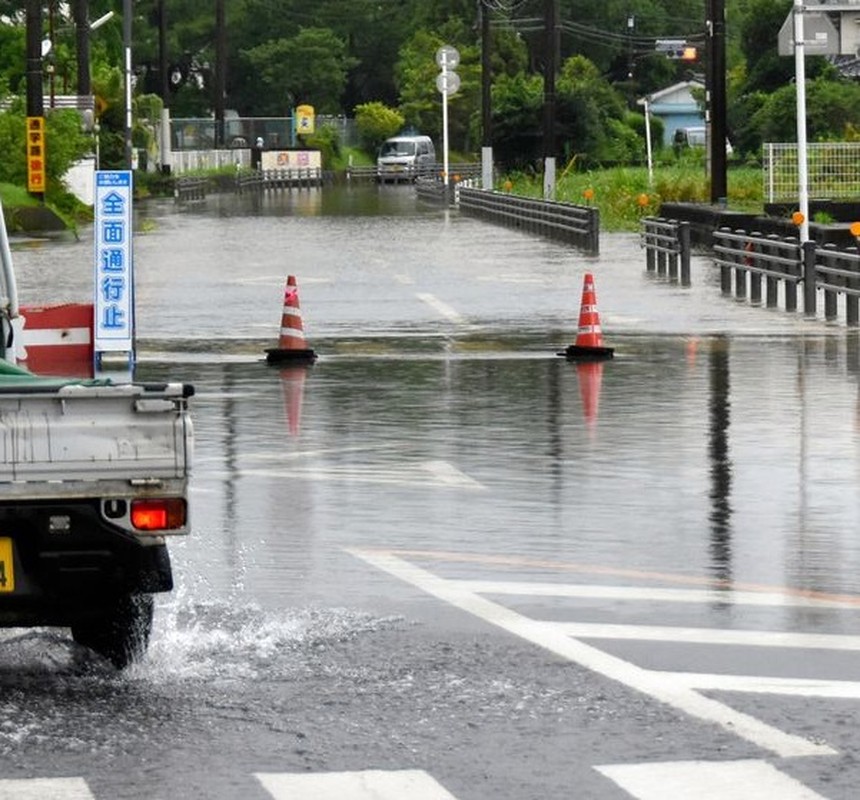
[17, 303, 94, 378]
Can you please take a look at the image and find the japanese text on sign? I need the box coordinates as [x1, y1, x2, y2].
[94, 171, 134, 354]
[26, 117, 45, 194]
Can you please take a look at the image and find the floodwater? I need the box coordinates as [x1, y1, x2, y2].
[3, 184, 860, 798]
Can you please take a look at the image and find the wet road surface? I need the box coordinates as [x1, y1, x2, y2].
[2, 186, 860, 798]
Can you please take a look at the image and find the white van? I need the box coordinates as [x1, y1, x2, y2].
[377, 135, 436, 182]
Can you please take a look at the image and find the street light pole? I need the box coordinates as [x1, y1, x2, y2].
[123, 0, 133, 169]
[706, 0, 727, 204]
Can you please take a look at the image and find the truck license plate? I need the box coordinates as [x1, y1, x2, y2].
[0, 538, 13, 592]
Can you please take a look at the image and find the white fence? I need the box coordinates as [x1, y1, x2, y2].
[763, 142, 860, 202]
[169, 149, 251, 174]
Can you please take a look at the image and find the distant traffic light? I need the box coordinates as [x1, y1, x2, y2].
[655, 39, 698, 61]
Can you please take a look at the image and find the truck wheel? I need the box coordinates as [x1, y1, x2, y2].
[71, 593, 154, 669]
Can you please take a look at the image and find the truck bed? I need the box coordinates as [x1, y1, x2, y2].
[0, 366, 193, 489]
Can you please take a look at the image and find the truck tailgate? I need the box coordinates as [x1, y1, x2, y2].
[0, 382, 192, 483]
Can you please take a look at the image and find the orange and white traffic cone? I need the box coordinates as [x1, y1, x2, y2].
[265, 275, 317, 364]
[560, 272, 614, 361]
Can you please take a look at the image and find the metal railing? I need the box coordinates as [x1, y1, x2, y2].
[640, 217, 692, 286]
[236, 168, 323, 192]
[345, 162, 483, 182]
[712, 228, 860, 324]
[457, 188, 600, 255]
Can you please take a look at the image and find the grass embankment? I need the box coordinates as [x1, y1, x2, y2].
[500, 164, 765, 232]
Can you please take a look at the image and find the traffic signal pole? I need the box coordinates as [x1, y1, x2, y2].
[707, 0, 728, 204]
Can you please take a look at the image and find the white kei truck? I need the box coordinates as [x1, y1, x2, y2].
[0, 202, 193, 668]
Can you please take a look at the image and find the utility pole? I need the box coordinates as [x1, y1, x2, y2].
[706, 0, 727, 204]
[214, 0, 226, 148]
[480, 0, 493, 189]
[542, 0, 558, 161]
[481, 0, 491, 148]
[73, 0, 91, 97]
[542, 0, 559, 199]
[25, 0, 43, 120]
[158, 0, 172, 173]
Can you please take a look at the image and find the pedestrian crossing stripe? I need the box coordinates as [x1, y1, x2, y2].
[0, 777, 94, 799]
[256, 769, 459, 799]
[347, 548, 838, 759]
[595, 759, 829, 800]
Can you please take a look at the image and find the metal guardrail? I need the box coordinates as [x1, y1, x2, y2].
[640, 217, 691, 286]
[235, 168, 322, 193]
[713, 228, 860, 325]
[457, 187, 600, 255]
[174, 177, 207, 202]
[346, 162, 482, 182]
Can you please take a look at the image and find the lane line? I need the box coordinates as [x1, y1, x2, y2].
[415, 293, 466, 324]
[255, 769, 460, 800]
[347, 549, 836, 758]
[241, 461, 484, 489]
[374, 549, 860, 606]
[0, 778, 95, 800]
[555, 621, 860, 650]
[458, 580, 860, 609]
[669, 671, 860, 699]
[595, 759, 828, 800]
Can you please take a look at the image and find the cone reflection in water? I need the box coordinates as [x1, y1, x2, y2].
[576, 360, 603, 429]
[279, 366, 308, 436]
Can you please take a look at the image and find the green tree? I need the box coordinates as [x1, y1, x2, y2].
[395, 22, 480, 151]
[241, 27, 355, 115]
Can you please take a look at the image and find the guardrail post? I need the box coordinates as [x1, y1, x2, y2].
[734, 230, 747, 301]
[803, 240, 817, 318]
[644, 219, 656, 272]
[679, 221, 691, 286]
[748, 233, 762, 305]
[847, 246, 860, 327]
[785, 236, 798, 312]
[765, 235, 779, 307]
[718, 228, 732, 295]
[668, 220, 679, 281]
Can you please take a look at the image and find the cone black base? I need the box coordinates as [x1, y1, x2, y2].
[265, 347, 317, 365]
[559, 345, 614, 361]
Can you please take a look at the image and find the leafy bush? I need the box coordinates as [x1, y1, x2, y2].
[354, 102, 405, 152]
[303, 124, 341, 169]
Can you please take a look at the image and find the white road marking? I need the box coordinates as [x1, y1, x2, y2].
[669, 671, 860, 699]
[556, 621, 860, 650]
[0, 778, 95, 799]
[347, 549, 836, 758]
[460, 580, 860, 609]
[256, 769, 460, 800]
[415, 292, 466, 324]
[241, 460, 484, 489]
[595, 759, 828, 800]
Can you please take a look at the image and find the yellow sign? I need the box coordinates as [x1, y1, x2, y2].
[0, 537, 14, 592]
[295, 104, 315, 135]
[26, 116, 46, 194]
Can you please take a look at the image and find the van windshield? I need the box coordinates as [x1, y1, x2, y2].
[380, 141, 416, 157]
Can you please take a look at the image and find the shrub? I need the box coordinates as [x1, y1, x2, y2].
[354, 102, 404, 153]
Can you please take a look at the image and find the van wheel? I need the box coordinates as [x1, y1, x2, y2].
[71, 593, 154, 669]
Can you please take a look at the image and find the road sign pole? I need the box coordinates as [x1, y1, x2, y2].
[442, 57, 450, 188]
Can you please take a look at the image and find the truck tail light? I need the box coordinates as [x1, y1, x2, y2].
[130, 498, 187, 531]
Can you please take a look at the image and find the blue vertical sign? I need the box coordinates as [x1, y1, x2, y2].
[94, 171, 134, 365]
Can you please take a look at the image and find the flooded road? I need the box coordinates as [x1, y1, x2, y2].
[3, 185, 860, 799]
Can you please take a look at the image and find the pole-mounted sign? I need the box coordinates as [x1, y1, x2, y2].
[436, 45, 460, 188]
[94, 170, 134, 373]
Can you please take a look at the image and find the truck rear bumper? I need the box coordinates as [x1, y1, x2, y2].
[0, 499, 175, 627]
